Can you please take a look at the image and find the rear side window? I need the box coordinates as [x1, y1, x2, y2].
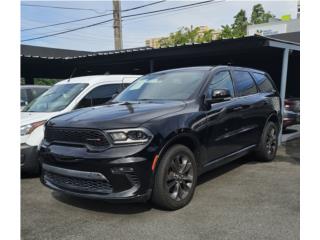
[76, 84, 123, 109]
[233, 71, 258, 97]
[252, 73, 275, 92]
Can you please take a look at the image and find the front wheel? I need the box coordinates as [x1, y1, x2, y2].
[152, 144, 197, 210]
[254, 121, 279, 162]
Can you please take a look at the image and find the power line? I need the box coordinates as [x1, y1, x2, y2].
[21, 3, 111, 14]
[21, 1, 166, 31]
[123, 0, 224, 24]
[22, 0, 217, 42]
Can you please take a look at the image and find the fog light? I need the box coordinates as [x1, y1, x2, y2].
[111, 167, 134, 174]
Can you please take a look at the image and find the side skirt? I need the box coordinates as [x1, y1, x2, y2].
[199, 145, 256, 175]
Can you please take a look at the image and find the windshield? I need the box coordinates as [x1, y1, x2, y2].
[23, 83, 88, 112]
[114, 70, 206, 102]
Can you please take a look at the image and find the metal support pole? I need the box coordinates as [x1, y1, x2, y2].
[149, 59, 154, 73]
[278, 48, 289, 145]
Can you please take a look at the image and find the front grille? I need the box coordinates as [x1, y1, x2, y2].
[44, 171, 113, 194]
[45, 127, 109, 147]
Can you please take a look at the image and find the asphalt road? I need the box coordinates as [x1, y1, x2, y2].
[21, 139, 299, 240]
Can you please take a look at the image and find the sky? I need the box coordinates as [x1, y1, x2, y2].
[21, 0, 298, 51]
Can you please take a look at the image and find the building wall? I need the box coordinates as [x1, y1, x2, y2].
[247, 19, 300, 36]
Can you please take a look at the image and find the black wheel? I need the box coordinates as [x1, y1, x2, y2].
[21, 155, 41, 176]
[255, 121, 279, 162]
[152, 144, 197, 210]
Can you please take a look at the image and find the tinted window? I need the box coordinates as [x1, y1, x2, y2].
[77, 84, 123, 109]
[253, 73, 275, 92]
[233, 71, 258, 96]
[208, 71, 234, 97]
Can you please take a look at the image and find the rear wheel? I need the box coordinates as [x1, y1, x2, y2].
[254, 121, 279, 162]
[152, 144, 197, 210]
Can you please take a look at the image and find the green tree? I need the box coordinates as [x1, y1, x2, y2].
[34, 78, 60, 86]
[250, 4, 274, 24]
[185, 26, 201, 43]
[219, 4, 275, 39]
[231, 9, 248, 38]
[220, 25, 233, 39]
[198, 29, 214, 43]
[158, 25, 216, 47]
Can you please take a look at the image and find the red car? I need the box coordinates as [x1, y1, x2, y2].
[283, 98, 300, 130]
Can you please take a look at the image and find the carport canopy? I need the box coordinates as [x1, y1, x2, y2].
[21, 33, 300, 143]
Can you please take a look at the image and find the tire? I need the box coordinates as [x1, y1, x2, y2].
[152, 144, 197, 210]
[21, 158, 40, 176]
[254, 121, 279, 162]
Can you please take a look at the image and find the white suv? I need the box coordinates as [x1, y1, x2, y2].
[21, 75, 140, 174]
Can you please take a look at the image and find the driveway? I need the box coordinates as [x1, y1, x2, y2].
[21, 139, 299, 240]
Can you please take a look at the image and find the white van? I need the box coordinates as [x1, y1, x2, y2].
[21, 75, 140, 174]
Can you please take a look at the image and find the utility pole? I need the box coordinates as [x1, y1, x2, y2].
[113, 0, 123, 50]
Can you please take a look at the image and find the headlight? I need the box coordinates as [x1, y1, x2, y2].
[21, 120, 46, 136]
[105, 128, 153, 145]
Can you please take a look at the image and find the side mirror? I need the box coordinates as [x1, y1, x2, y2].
[206, 89, 231, 103]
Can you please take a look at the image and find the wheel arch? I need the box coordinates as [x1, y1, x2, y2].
[266, 112, 281, 129]
[154, 131, 204, 174]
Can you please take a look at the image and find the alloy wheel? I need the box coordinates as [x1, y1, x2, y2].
[266, 127, 277, 156]
[166, 153, 194, 201]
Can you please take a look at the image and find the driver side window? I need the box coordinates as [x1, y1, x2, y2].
[207, 71, 234, 97]
[76, 84, 123, 109]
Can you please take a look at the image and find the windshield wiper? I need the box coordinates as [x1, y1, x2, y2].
[137, 99, 154, 101]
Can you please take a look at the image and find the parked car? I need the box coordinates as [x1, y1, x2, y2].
[284, 98, 300, 113]
[283, 110, 300, 130]
[21, 75, 140, 174]
[21, 85, 50, 109]
[40, 66, 281, 210]
[283, 98, 300, 130]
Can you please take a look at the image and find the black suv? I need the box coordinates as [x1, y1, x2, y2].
[40, 66, 281, 210]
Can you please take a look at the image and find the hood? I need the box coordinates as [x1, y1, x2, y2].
[47, 101, 186, 129]
[21, 112, 58, 126]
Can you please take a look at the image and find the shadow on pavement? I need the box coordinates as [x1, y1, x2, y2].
[197, 158, 247, 185]
[21, 172, 40, 179]
[52, 191, 152, 214]
[281, 138, 300, 164]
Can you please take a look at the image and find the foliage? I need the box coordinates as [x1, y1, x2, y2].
[220, 4, 275, 39]
[250, 4, 274, 24]
[34, 78, 60, 86]
[231, 9, 248, 38]
[158, 26, 215, 47]
[220, 25, 233, 39]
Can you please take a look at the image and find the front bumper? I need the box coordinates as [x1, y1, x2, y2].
[21, 144, 39, 173]
[39, 144, 157, 202]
